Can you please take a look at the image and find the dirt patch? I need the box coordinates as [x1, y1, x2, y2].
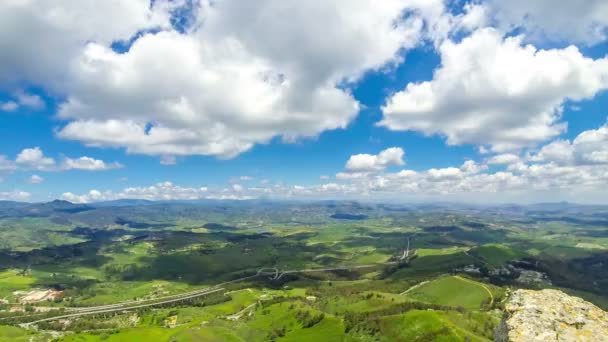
[13, 289, 64, 303]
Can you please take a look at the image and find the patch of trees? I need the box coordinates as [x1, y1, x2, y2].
[295, 310, 325, 328]
[343, 302, 464, 333]
[330, 213, 368, 220]
[423, 225, 460, 232]
[267, 326, 287, 341]
[203, 223, 237, 230]
[378, 257, 416, 279]
[463, 221, 487, 229]
[538, 253, 608, 296]
[259, 296, 300, 308]
[115, 218, 172, 229]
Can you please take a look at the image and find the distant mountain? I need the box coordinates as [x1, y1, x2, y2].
[23, 200, 94, 215]
[330, 213, 368, 220]
[0, 200, 29, 209]
[0, 200, 93, 218]
[89, 199, 155, 207]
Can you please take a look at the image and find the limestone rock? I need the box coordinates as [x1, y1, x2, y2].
[498, 289, 608, 342]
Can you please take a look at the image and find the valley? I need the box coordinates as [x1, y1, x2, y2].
[0, 200, 607, 341]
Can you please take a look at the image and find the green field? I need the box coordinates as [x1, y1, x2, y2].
[403, 276, 494, 310]
[470, 244, 527, 267]
[378, 310, 494, 341]
[0, 201, 606, 340]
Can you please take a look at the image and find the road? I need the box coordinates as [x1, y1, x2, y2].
[5, 275, 260, 325]
[276, 262, 397, 280]
[23, 288, 225, 326]
[399, 280, 429, 296]
[10, 257, 415, 326]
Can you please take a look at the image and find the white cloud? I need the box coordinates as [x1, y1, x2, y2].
[58, 121, 608, 204]
[14, 90, 44, 110]
[28, 174, 44, 184]
[1, 101, 18, 112]
[0, 190, 31, 201]
[160, 155, 177, 165]
[345, 147, 405, 172]
[381, 28, 608, 152]
[483, 0, 608, 45]
[13, 147, 122, 172]
[56, 2, 422, 158]
[458, 3, 488, 32]
[0, 0, 174, 85]
[15, 0, 429, 158]
[16, 147, 56, 170]
[487, 153, 521, 165]
[0, 91, 45, 112]
[62, 181, 212, 203]
[529, 123, 608, 165]
[1, 0, 491, 160]
[0, 156, 16, 172]
[529, 140, 575, 164]
[61, 156, 123, 171]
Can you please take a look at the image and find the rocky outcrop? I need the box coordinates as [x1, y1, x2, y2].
[496, 289, 608, 342]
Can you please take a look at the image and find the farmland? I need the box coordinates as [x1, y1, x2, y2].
[0, 200, 606, 340]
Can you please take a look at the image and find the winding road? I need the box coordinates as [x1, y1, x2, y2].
[23, 288, 225, 326]
[8, 255, 416, 327]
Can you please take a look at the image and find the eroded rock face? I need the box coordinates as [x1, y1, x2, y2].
[498, 289, 608, 342]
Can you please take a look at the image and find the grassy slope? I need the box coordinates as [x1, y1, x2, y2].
[403, 276, 492, 310]
[378, 310, 491, 342]
[471, 244, 527, 267]
[0, 270, 37, 298]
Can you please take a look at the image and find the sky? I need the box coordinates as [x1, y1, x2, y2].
[0, 0, 608, 204]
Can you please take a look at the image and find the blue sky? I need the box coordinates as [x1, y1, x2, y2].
[1, 0, 608, 203]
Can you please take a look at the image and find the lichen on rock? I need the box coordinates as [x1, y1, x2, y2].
[496, 289, 608, 342]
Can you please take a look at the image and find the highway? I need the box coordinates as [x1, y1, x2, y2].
[9, 256, 415, 327]
[23, 288, 225, 326]
[4, 275, 260, 325]
[275, 262, 397, 280]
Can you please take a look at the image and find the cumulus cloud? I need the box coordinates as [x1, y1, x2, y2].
[14, 90, 45, 110]
[60, 120, 608, 203]
[62, 181, 212, 203]
[1, 101, 18, 112]
[5, 0, 548, 160]
[0, 91, 44, 112]
[345, 147, 405, 172]
[61, 156, 123, 171]
[28, 174, 44, 184]
[34, 0, 428, 158]
[0, 156, 16, 172]
[0, 0, 174, 85]
[13, 147, 122, 172]
[529, 123, 608, 165]
[320, 124, 608, 202]
[16, 147, 56, 170]
[0, 190, 31, 201]
[381, 28, 608, 152]
[482, 0, 608, 45]
[457, 3, 488, 32]
[487, 153, 521, 165]
[160, 155, 177, 166]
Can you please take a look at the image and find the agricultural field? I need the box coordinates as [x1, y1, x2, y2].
[0, 200, 606, 341]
